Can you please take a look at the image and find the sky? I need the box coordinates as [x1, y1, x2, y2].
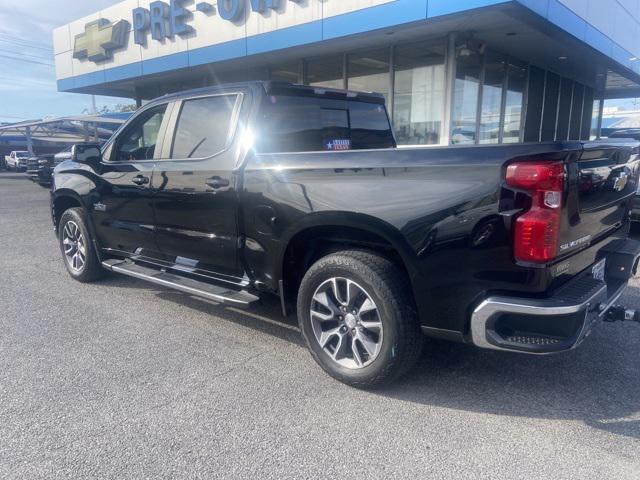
[0, 0, 637, 123]
[0, 0, 123, 122]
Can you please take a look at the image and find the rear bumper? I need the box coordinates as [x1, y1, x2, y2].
[470, 238, 640, 354]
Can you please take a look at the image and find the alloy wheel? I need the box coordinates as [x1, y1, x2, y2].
[62, 220, 86, 272]
[310, 277, 383, 369]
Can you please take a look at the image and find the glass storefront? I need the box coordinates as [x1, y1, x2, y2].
[264, 36, 595, 146]
[347, 48, 390, 104]
[479, 52, 506, 144]
[306, 55, 344, 89]
[270, 61, 300, 83]
[503, 60, 527, 143]
[451, 45, 482, 144]
[393, 42, 445, 145]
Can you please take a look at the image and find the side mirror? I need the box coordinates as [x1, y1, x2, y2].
[72, 143, 102, 164]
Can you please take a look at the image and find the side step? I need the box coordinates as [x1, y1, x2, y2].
[102, 259, 259, 308]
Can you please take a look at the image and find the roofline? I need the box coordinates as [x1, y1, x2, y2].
[140, 81, 387, 109]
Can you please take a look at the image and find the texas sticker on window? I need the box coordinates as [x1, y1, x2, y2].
[325, 139, 351, 151]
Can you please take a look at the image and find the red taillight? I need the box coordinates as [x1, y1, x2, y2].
[505, 161, 565, 263]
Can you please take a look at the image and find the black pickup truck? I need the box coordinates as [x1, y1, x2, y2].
[51, 82, 640, 387]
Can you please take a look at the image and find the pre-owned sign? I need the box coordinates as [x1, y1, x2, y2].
[73, 19, 130, 62]
[132, 0, 306, 46]
[73, 0, 312, 63]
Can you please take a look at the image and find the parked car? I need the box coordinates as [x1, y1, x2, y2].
[608, 129, 640, 141]
[25, 154, 55, 186]
[27, 147, 73, 187]
[5, 151, 30, 171]
[606, 132, 640, 224]
[50, 82, 640, 387]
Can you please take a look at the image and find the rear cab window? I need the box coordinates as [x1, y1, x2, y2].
[257, 91, 395, 153]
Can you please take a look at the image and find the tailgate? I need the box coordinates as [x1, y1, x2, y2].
[560, 140, 640, 254]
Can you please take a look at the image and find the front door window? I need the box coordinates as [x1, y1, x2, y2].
[112, 105, 167, 161]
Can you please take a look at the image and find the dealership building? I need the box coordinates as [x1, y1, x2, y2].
[54, 0, 640, 146]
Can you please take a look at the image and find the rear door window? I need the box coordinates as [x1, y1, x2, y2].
[171, 94, 239, 159]
[257, 95, 395, 153]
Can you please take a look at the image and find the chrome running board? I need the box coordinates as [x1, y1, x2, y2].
[102, 259, 259, 308]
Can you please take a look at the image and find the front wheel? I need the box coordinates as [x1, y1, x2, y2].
[297, 250, 423, 388]
[59, 208, 106, 282]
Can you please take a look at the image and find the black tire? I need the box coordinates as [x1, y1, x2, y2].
[297, 250, 423, 388]
[58, 207, 106, 283]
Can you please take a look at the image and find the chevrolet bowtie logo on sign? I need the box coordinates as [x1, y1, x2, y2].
[73, 19, 130, 63]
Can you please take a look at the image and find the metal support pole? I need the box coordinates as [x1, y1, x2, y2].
[388, 45, 395, 126]
[442, 32, 457, 146]
[25, 126, 34, 156]
[342, 53, 348, 90]
[134, 86, 143, 109]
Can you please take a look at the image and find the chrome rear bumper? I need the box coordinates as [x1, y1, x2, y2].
[470, 238, 640, 354]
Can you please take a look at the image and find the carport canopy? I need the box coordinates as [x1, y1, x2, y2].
[0, 114, 127, 155]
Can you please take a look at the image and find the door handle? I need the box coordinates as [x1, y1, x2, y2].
[132, 175, 149, 186]
[206, 176, 230, 189]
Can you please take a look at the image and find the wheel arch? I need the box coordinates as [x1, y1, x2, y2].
[51, 189, 88, 234]
[278, 212, 418, 309]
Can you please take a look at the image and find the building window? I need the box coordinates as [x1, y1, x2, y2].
[556, 78, 573, 141]
[270, 61, 301, 83]
[451, 44, 483, 144]
[347, 48, 390, 104]
[523, 66, 545, 142]
[502, 59, 527, 143]
[541, 72, 560, 142]
[393, 41, 446, 145]
[581, 87, 594, 140]
[479, 52, 506, 144]
[306, 55, 344, 89]
[569, 83, 584, 140]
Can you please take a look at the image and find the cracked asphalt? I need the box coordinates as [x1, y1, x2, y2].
[1, 171, 640, 479]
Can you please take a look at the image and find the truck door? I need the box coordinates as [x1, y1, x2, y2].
[152, 91, 246, 279]
[91, 103, 169, 258]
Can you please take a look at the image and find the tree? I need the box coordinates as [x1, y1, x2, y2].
[82, 103, 137, 115]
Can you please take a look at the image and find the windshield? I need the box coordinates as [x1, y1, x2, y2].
[16, 152, 29, 158]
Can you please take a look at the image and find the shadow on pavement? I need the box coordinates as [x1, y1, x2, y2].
[98, 262, 640, 441]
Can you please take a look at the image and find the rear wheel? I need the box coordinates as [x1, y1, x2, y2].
[297, 250, 423, 388]
[59, 208, 106, 282]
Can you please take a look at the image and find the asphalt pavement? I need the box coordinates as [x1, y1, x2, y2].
[1, 171, 640, 479]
